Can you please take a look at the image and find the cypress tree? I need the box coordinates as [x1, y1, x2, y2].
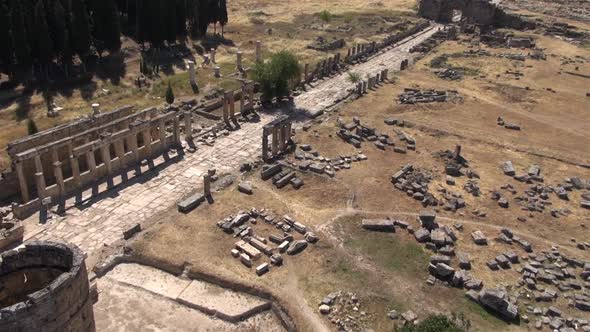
[10, 0, 32, 68]
[197, 0, 210, 36]
[92, 0, 122, 57]
[0, 1, 14, 77]
[34, 0, 54, 65]
[70, 0, 91, 60]
[219, 0, 228, 36]
[165, 82, 174, 104]
[52, 1, 67, 60]
[27, 118, 39, 135]
[176, 0, 187, 38]
[165, 0, 177, 43]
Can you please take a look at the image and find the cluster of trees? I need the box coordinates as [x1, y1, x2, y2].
[0, 0, 228, 82]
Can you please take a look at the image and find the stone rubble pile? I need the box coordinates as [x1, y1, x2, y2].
[288, 143, 368, 178]
[497, 116, 521, 131]
[501, 161, 590, 212]
[391, 164, 439, 206]
[217, 209, 319, 276]
[337, 117, 415, 153]
[260, 164, 305, 190]
[397, 88, 461, 104]
[318, 291, 373, 331]
[435, 68, 463, 80]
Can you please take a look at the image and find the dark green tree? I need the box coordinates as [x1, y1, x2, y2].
[70, 0, 91, 62]
[27, 118, 39, 135]
[165, 82, 175, 104]
[165, 0, 178, 43]
[197, 0, 210, 36]
[176, 0, 188, 37]
[219, 0, 228, 36]
[92, 0, 122, 57]
[10, 0, 32, 68]
[34, 0, 53, 79]
[0, 1, 14, 78]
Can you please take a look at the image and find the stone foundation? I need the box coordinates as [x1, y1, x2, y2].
[0, 241, 95, 332]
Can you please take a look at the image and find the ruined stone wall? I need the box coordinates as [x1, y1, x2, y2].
[418, 0, 534, 29]
[0, 242, 95, 332]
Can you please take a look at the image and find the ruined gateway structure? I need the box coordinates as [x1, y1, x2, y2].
[418, 0, 533, 29]
[0, 242, 95, 331]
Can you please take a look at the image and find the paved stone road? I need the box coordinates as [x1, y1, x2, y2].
[25, 24, 441, 257]
[294, 25, 441, 116]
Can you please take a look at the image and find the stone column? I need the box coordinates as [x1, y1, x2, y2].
[285, 122, 292, 144]
[382, 69, 388, 81]
[278, 124, 286, 152]
[262, 128, 269, 161]
[271, 127, 279, 157]
[376, 73, 381, 83]
[53, 161, 65, 197]
[115, 140, 126, 167]
[210, 49, 216, 63]
[68, 142, 81, 186]
[362, 80, 368, 94]
[222, 92, 230, 125]
[187, 61, 196, 86]
[15, 161, 29, 203]
[228, 92, 236, 123]
[214, 66, 221, 78]
[35, 172, 47, 200]
[127, 133, 140, 163]
[255, 40, 262, 63]
[304, 63, 309, 82]
[100, 144, 113, 175]
[203, 174, 211, 197]
[184, 112, 193, 142]
[159, 119, 167, 149]
[34, 154, 43, 174]
[240, 87, 246, 114]
[86, 148, 97, 176]
[173, 116, 181, 146]
[356, 82, 362, 95]
[236, 50, 243, 70]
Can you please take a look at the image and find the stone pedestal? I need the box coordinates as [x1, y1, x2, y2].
[203, 174, 211, 197]
[255, 41, 262, 63]
[236, 50, 243, 70]
[91, 103, 101, 116]
[214, 66, 221, 78]
[187, 61, 196, 86]
[184, 112, 193, 141]
[210, 49, 216, 63]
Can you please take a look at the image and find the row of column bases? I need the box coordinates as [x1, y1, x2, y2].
[355, 69, 390, 95]
[262, 116, 292, 162]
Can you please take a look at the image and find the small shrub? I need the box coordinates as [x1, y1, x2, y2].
[319, 10, 332, 23]
[347, 71, 361, 83]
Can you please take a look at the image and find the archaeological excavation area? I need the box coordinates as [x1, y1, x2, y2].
[0, 0, 590, 331]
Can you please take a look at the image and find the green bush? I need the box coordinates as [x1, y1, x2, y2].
[396, 314, 471, 332]
[347, 71, 361, 83]
[252, 50, 301, 101]
[319, 10, 332, 23]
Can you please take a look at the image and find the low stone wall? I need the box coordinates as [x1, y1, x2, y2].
[0, 241, 95, 332]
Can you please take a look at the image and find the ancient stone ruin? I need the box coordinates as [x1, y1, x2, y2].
[0, 241, 96, 331]
[418, 0, 534, 29]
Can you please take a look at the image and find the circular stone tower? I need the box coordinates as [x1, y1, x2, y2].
[0, 241, 95, 332]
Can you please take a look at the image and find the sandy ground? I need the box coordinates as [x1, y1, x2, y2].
[95, 263, 284, 332]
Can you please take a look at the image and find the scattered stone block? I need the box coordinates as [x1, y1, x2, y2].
[414, 228, 431, 242]
[362, 219, 395, 232]
[502, 161, 516, 176]
[238, 182, 254, 195]
[471, 230, 488, 245]
[287, 240, 308, 255]
[256, 263, 270, 276]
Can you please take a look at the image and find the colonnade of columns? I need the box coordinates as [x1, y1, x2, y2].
[262, 116, 292, 162]
[14, 110, 182, 206]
